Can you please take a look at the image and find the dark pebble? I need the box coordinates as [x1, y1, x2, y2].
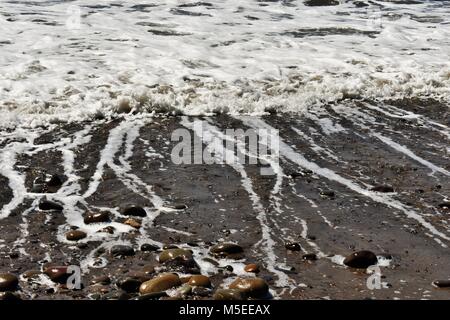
[285, 242, 301, 251]
[39, 199, 63, 211]
[122, 206, 146, 217]
[141, 243, 159, 252]
[343, 251, 378, 269]
[370, 185, 394, 193]
[432, 280, 450, 288]
[0, 273, 19, 292]
[303, 253, 318, 261]
[110, 245, 135, 257]
[84, 211, 109, 224]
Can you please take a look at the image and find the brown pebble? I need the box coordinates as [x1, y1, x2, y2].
[0, 273, 19, 292]
[244, 264, 260, 273]
[188, 275, 211, 287]
[123, 218, 141, 229]
[66, 230, 87, 241]
[432, 280, 450, 288]
[229, 277, 269, 298]
[84, 211, 109, 224]
[139, 273, 181, 294]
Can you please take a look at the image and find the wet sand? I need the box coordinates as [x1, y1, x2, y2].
[0, 99, 449, 300]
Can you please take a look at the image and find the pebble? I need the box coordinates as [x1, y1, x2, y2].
[111, 245, 135, 257]
[98, 226, 115, 234]
[0, 273, 19, 292]
[163, 256, 201, 274]
[192, 286, 211, 297]
[213, 289, 246, 300]
[117, 277, 144, 293]
[122, 206, 146, 217]
[159, 249, 192, 263]
[124, 218, 141, 229]
[66, 230, 87, 241]
[303, 253, 318, 261]
[84, 212, 109, 224]
[370, 185, 394, 193]
[304, 0, 339, 6]
[141, 243, 159, 252]
[90, 275, 111, 285]
[432, 280, 450, 288]
[139, 273, 181, 295]
[244, 264, 260, 273]
[285, 242, 302, 251]
[438, 202, 450, 211]
[44, 266, 69, 283]
[210, 243, 243, 258]
[142, 265, 156, 275]
[343, 251, 378, 269]
[188, 275, 211, 287]
[229, 277, 269, 298]
[39, 199, 63, 211]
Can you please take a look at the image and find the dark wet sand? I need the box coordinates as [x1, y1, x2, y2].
[0, 99, 449, 300]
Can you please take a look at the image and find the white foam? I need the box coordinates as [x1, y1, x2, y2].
[1, 0, 449, 125]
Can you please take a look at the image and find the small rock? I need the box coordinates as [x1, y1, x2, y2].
[124, 218, 141, 229]
[142, 265, 156, 275]
[192, 286, 211, 297]
[304, 0, 339, 6]
[438, 202, 450, 211]
[44, 266, 69, 283]
[285, 242, 301, 251]
[370, 185, 394, 193]
[229, 277, 269, 298]
[210, 243, 243, 258]
[39, 199, 63, 211]
[122, 206, 146, 217]
[432, 280, 450, 288]
[163, 256, 201, 274]
[98, 226, 115, 234]
[90, 275, 111, 285]
[0, 273, 19, 292]
[213, 289, 246, 300]
[139, 273, 181, 295]
[159, 249, 192, 263]
[66, 230, 87, 241]
[84, 212, 109, 224]
[111, 245, 135, 257]
[303, 253, 318, 261]
[141, 243, 159, 252]
[320, 190, 335, 198]
[117, 277, 144, 293]
[188, 275, 211, 287]
[244, 264, 260, 273]
[343, 251, 378, 269]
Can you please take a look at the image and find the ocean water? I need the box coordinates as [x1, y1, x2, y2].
[0, 0, 449, 126]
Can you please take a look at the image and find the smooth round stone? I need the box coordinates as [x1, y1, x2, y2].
[432, 280, 450, 288]
[188, 275, 211, 287]
[122, 206, 146, 217]
[44, 266, 69, 283]
[343, 251, 378, 269]
[304, 0, 339, 7]
[229, 277, 269, 298]
[0, 273, 19, 292]
[213, 289, 246, 300]
[111, 245, 135, 257]
[39, 199, 63, 211]
[84, 212, 109, 224]
[123, 218, 141, 229]
[244, 264, 260, 273]
[285, 242, 301, 251]
[141, 265, 156, 275]
[159, 249, 192, 263]
[66, 230, 87, 241]
[46, 174, 63, 187]
[210, 243, 243, 257]
[139, 273, 181, 295]
[141, 244, 159, 252]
